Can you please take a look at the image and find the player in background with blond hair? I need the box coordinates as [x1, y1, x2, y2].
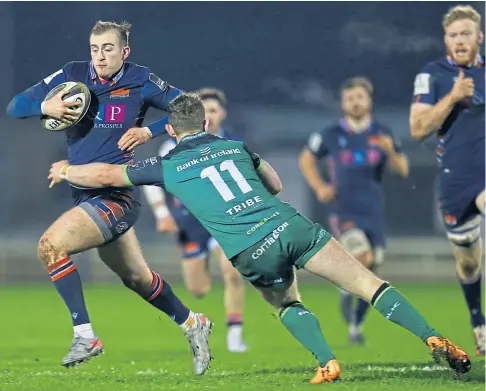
[410, 5, 485, 355]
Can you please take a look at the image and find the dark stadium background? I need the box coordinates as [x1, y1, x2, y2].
[0, 1, 483, 284]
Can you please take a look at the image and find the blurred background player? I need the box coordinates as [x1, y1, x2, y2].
[409, 5, 485, 355]
[143, 88, 247, 353]
[6, 20, 213, 374]
[299, 77, 409, 344]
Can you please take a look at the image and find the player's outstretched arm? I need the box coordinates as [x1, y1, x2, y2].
[257, 160, 283, 195]
[48, 161, 128, 189]
[49, 157, 164, 189]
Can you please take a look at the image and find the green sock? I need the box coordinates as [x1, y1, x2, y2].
[280, 302, 334, 366]
[372, 284, 440, 342]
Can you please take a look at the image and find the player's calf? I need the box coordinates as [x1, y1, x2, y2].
[37, 207, 107, 367]
[182, 257, 211, 298]
[257, 276, 340, 382]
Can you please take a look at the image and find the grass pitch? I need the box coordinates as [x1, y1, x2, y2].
[1, 283, 484, 390]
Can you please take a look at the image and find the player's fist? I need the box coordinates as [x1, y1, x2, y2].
[315, 184, 335, 203]
[371, 135, 395, 155]
[42, 90, 82, 124]
[119, 127, 153, 151]
[48, 160, 69, 188]
[156, 215, 178, 234]
[450, 69, 474, 103]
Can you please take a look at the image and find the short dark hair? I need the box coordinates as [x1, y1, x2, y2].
[340, 76, 374, 96]
[168, 93, 206, 134]
[90, 20, 132, 46]
[196, 87, 227, 107]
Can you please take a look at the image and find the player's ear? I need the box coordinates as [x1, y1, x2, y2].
[478, 31, 484, 45]
[166, 124, 176, 138]
[220, 107, 227, 121]
[122, 46, 130, 61]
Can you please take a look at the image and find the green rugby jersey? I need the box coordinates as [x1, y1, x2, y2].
[125, 131, 297, 258]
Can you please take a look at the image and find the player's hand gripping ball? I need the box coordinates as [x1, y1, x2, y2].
[41, 82, 91, 131]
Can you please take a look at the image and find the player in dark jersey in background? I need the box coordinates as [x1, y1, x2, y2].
[409, 5, 485, 356]
[143, 88, 247, 353]
[6, 21, 213, 374]
[299, 77, 409, 344]
[48, 92, 471, 384]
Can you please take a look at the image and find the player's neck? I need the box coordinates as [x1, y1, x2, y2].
[176, 129, 205, 143]
[344, 115, 372, 133]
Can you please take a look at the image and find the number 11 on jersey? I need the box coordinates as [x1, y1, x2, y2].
[200, 159, 253, 201]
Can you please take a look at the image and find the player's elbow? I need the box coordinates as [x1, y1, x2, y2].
[271, 178, 283, 195]
[298, 148, 314, 170]
[6, 96, 24, 118]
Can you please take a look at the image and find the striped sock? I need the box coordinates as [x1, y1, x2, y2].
[48, 257, 91, 327]
[227, 312, 243, 327]
[146, 271, 190, 325]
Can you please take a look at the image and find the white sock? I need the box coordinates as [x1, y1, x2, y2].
[73, 323, 95, 339]
[227, 325, 243, 344]
[180, 311, 197, 331]
[349, 324, 360, 336]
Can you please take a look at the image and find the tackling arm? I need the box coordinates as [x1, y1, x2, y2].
[50, 157, 164, 189]
[257, 160, 283, 195]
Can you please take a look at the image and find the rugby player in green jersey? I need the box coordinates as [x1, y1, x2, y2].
[48, 93, 471, 384]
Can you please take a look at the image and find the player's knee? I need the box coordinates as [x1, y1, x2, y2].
[340, 228, 372, 266]
[188, 284, 210, 299]
[37, 235, 67, 267]
[456, 251, 482, 280]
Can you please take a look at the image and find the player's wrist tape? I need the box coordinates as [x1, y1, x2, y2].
[143, 127, 153, 139]
[40, 101, 46, 115]
[154, 205, 170, 219]
[59, 164, 72, 181]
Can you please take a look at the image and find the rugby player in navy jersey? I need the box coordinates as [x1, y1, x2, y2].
[6, 21, 213, 374]
[143, 88, 247, 353]
[299, 77, 409, 344]
[410, 5, 485, 355]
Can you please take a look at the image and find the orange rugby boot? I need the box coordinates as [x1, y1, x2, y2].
[309, 359, 341, 384]
[426, 336, 471, 374]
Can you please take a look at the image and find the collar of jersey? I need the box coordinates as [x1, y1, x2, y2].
[339, 117, 374, 134]
[180, 130, 207, 143]
[89, 61, 125, 85]
[446, 54, 484, 68]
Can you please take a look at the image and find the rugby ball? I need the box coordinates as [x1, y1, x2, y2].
[41, 82, 91, 131]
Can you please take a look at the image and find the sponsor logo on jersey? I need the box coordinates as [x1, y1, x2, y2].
[444, 215, 457, 226]
[226, 196, 263, 216]
[251, 221, 290, 259]
[200, 146, 211, 155]
[110, 88, 130, 99]
[176, 148, 242, 172]
[247, 211, 281, 235]
[94, 104, 126, 128]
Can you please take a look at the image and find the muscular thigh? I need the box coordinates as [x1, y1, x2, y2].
[39, 206, 105, 264]
[97, 228, 151, 281]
